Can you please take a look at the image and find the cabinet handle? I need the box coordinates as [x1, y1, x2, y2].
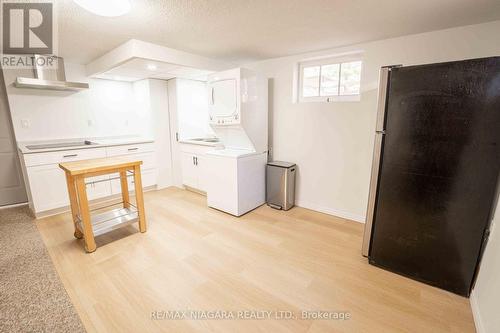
[128, 147, 139, 151]
[195, 157, 198, 166]
[63, 154, 77, 158]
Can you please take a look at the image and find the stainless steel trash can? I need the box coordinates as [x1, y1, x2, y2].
[266, 161, 296, 210]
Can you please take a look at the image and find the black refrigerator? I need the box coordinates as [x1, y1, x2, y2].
[361, 57, 500, 297]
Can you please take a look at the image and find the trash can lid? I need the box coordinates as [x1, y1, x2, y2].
[267, 161, 296, 168]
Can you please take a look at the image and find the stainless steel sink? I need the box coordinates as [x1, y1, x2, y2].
[26, 140, 98, 150]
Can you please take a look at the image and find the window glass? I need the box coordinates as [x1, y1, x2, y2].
[339, 61, 362, 96]
[302, 66, 320, 97]
[320, 63, 340, 96]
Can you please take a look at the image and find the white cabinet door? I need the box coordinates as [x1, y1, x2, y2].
[110, 169, 158, 195]
[181, 152, 198, 189]
[86, 175, 111, 200]
[27, 165, 112, 212]
[209, 79, 237, 118]
[27, 164, 68, 212]
[130, 169, 158, 188]
[196, 155, 208, 192]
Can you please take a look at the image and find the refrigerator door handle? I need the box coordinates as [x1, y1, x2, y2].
[362, 66, 393, 257]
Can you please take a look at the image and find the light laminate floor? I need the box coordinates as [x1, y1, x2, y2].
[37, 188, 475, 333]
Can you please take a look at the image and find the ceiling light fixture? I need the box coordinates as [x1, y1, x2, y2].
[147, 64, 158, 71]
[73, 0, 131, 17]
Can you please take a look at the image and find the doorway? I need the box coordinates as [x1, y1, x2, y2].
[0, 68, 27, 206]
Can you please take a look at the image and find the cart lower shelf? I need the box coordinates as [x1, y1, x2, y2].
[77, 207, 138, 237]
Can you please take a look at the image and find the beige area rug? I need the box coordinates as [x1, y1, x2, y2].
[0, 205, 86, 333]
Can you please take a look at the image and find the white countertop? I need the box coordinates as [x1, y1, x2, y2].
[206, 148, 262, 158]
[18, 136, 154, 154]
[179, 138, 223, 147]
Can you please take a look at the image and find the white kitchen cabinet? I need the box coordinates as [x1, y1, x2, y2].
[86, 175, 112, 200]
[180, 144, 214, 192]
[110, 169, 158, 195]
[106, 143, 155, 157]
[26, 165, 110, 213]
[106, 148, 158, 195]
[23, 147, 109, 214]
[26, 164, 69, 212]
[20, 141, 157, 216]
[23, 147, 107, 167]
[181, 152, 199, 189]
[196, 154, 209, 192]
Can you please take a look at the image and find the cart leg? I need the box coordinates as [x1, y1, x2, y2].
[65, 173, 83, 239]
[120, 171, 130, 209]
[133, 165, 147, 233]
[76, 177, 96, 253]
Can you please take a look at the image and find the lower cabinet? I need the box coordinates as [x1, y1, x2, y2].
[108, 150, 158, 195]
[22, 142, 158, 215]
[197, 155, 208, 192]
[27, 164, 71, 212]
[181, 152, 198, 189]
[110, 169, 158, 195]
[181, 152, 208, 192]
[87, 175, 112, 200]
[26, 165, 111, 212]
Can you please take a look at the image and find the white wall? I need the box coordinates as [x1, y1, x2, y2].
[174, 78, 213, 140]
[245, 20, 500, 222]
[471, 197, 500, 333]
[133, 79, 173, 189]
[3, 63, 151, 142]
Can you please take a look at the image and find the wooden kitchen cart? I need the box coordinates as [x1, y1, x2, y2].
[59, 157, 147, 253]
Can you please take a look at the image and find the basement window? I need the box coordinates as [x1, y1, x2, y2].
[298, 57, 362, 102]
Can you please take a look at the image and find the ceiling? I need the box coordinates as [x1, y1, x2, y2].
[58, 0, 500, 65]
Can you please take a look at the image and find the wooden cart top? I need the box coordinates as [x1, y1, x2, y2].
[59, 157, 143, 176]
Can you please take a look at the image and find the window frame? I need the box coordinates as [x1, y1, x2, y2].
[298, 55, 363, 103]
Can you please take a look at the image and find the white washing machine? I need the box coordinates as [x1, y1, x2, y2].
[205, 149, 267, 216]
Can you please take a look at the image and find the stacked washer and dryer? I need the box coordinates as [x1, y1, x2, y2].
[204, 68, 268, 216]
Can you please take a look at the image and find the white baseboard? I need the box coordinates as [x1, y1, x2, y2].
[470, 290, 485, 333]
[295, 200, 365, 223]
[0, 202, 28, 210]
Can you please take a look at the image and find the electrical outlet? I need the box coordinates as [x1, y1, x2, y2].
[87, 119, 94, 127]
[21, 119, 30, 128]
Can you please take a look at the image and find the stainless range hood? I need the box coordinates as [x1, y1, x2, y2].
[15, 55, 89, 91]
